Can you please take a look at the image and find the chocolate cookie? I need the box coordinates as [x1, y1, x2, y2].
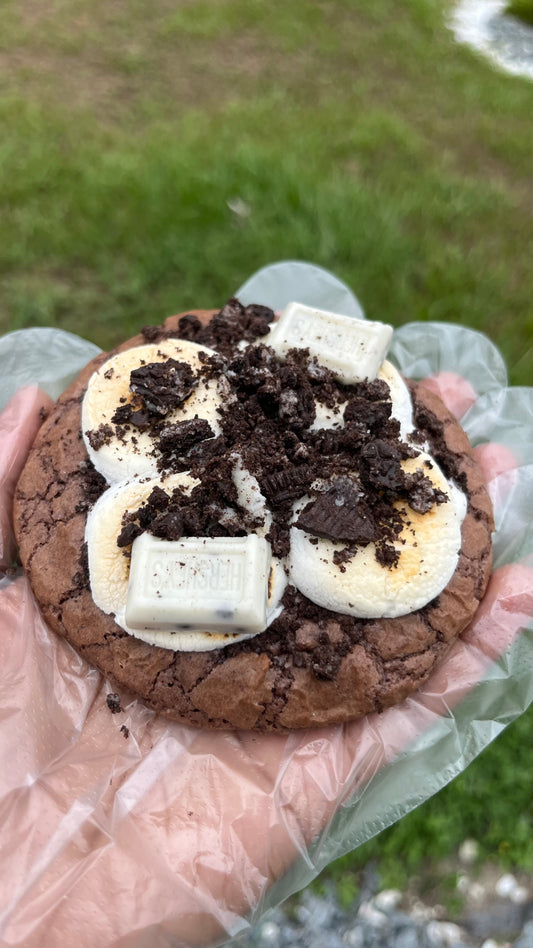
[14, 304, 494, 731]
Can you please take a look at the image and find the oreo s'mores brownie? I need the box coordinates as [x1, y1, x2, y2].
[14, 300, 494, 730]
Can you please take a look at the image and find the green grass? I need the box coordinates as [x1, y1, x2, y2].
[507, 0, 533, 26]
[2, 0, 533, 893]
[1, 0, 533, 377]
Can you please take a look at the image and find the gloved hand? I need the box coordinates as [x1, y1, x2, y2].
[1, 381, 532, 948]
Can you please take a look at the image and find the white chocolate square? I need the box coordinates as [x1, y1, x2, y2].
[125, 533, 271, 634]
[267, 302, 393, 384]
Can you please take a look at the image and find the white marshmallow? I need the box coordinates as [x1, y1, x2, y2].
[85, 473, 198, 623]
[289, 452, 466, 619]
[82, 340, 226, 484]
[85, 474, 287, 652]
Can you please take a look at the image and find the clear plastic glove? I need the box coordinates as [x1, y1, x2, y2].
[2, 369, 533, 948]
[2, 263, 533, 947]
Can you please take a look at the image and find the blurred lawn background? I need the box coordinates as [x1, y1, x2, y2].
[1, 0, 532, 903]
[508, 0, 533, 26]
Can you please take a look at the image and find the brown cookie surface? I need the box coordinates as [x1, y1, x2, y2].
[14, 307, 494, 731]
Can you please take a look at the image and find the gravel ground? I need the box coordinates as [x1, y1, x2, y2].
[227, 848, 533, 948]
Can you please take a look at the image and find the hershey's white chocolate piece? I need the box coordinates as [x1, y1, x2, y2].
[125, 533, 272, 634]
[267, 302, 393, 383]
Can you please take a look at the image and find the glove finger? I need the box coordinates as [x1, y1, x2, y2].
[0, 386, 53, 570]
[417, 371, 477, 420]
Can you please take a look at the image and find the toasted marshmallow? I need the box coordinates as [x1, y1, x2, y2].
[82, 340, 226, 485]
[289, 452, 467, 619]
[85, 473, 198, 622]
[85, 473, 287, 652]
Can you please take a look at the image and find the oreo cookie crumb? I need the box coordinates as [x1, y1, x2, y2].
[141, 324, 165, 343]
[106, 693, 122, 714]
[295, 479, 377, 544]
[72, 542, 90, 588]
[158, 418, 215, 457]
[129, 359, 198, 415]
[86, 424, 114, 450]
[76, 460, 107, 512]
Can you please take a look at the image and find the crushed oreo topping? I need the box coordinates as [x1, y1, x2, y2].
[404, 469, 447, 513]
[219, 583, 364, 682]
[115, 303, 447, 578]
[111, 403, 152, 430]
[129, 359, 198, 415]
[158, 418, 215, 458]
[197, 298, 274, 355]
[117, 521, 144, 548]
[72, 541, 90, 589]
[86, 424, 114, 451]
[118, 454, 261, 547]
[141, 299, 275, 356]
[76, 460, 107, 511]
